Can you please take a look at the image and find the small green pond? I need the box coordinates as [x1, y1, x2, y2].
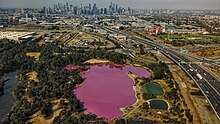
[141, 82, 164, 96]
[149, 100, 168, 110]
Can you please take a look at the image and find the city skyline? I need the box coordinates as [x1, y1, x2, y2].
[0, 0, 220, 10]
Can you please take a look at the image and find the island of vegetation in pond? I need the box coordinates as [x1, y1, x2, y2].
[74, 64, 151, 119]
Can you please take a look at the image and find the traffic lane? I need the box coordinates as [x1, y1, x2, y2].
[190, 64, 220, 93]
[181, 64, 220, 117]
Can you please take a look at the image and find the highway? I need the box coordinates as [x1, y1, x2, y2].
[98, 26, 220, 119]
[78, 27, 157, 64]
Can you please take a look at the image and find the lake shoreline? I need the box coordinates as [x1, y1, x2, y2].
[0, 71, 18, 122]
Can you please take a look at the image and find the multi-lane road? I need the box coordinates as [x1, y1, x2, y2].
[98, 26, 220, 119]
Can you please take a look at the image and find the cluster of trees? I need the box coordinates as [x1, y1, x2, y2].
[143, 93, 156, 100]
[195, 18, 220, 35]
[0, 39, 37, 72]
[185, 109, 193, 122]
[142, 102, 150, 110]
[144, 62, 192, 123]
[139, 44, 145, 54]
[0, 38, 129, 123]
[167, 39, 219, 47]
[147, 62, 170, 79]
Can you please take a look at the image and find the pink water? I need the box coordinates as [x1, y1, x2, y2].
[74, 64, 151, 119]
[65, 64, 80, 70]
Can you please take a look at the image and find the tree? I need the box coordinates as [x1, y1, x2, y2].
[139, 44, 145, 54]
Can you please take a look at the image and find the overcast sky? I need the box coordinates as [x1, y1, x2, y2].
[0, 0, 219, 10]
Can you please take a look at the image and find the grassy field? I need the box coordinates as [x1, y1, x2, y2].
[159, 34, 219, 40]
[159, 35, 184, 39]
[190, 46, 220, 58]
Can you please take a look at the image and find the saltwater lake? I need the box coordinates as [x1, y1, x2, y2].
[75, 64, 151, 119]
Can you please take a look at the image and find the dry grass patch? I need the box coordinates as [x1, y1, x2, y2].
[27, 71, 39, 82]
[190, 46, 220, 58]
[85, 59, 110, 64]
[136, 54, 158, 62]
[28, 98, 68, 124]
[26, 52, 41, 60]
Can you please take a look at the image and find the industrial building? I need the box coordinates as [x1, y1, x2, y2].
[0, 31, 36, 41]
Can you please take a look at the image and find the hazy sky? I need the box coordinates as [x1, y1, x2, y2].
[0, 0, 219, 10]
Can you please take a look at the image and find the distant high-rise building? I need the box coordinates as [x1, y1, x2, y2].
[45, 2, 130, 15]
[104, 8, 108, 14]
[66, 2, 69, 11]
[89, 4, 92, 11]
[100, 8, 104, 14]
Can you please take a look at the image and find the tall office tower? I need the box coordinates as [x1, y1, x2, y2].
[149, 8, 152, 13]
[48, 7, 52, 14]
[83, 6, 87, 15]
[113, 3, 115, 13]
[93, 4, 96, 11]
[119, 6, 122, 14]
[53, 4, 56, 12]
[109, 5, 112, 14]
[128, 7, 132, 15]
[21, 8, 25, 15]
[104, 8, 108, 14]
[70, 5, 73, 12]
[100, 8, 104, 14]
[93, 3, 97, 14]
[66, 2, 69, 11]
[25, 13, 28, 18]
[73, 6, 78, 15]
[89, 4, 92, 11]
[44, 7, 48, 17]
[58, 3, 61, 10]
[116, 4, 118, 13]
[64, 5, 66, 12]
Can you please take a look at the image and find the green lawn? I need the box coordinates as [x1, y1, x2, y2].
[159, 35, 184, 39]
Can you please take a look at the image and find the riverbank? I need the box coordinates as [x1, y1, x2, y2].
[0, 71, 18, 121]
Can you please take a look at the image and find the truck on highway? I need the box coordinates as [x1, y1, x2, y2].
[197, 73, 203, 80]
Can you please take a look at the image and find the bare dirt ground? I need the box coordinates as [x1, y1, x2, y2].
[135, 53, 158, 62]
[190, 46, 220, 58]
[191, 95, 220, 124]
[26, 52, 41, 61]
[85, 59, 110, 64]
[28, 98, 68, 124]
[26, 71, 39, 82]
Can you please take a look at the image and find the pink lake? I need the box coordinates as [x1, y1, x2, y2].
[74, 64, 151, 119]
